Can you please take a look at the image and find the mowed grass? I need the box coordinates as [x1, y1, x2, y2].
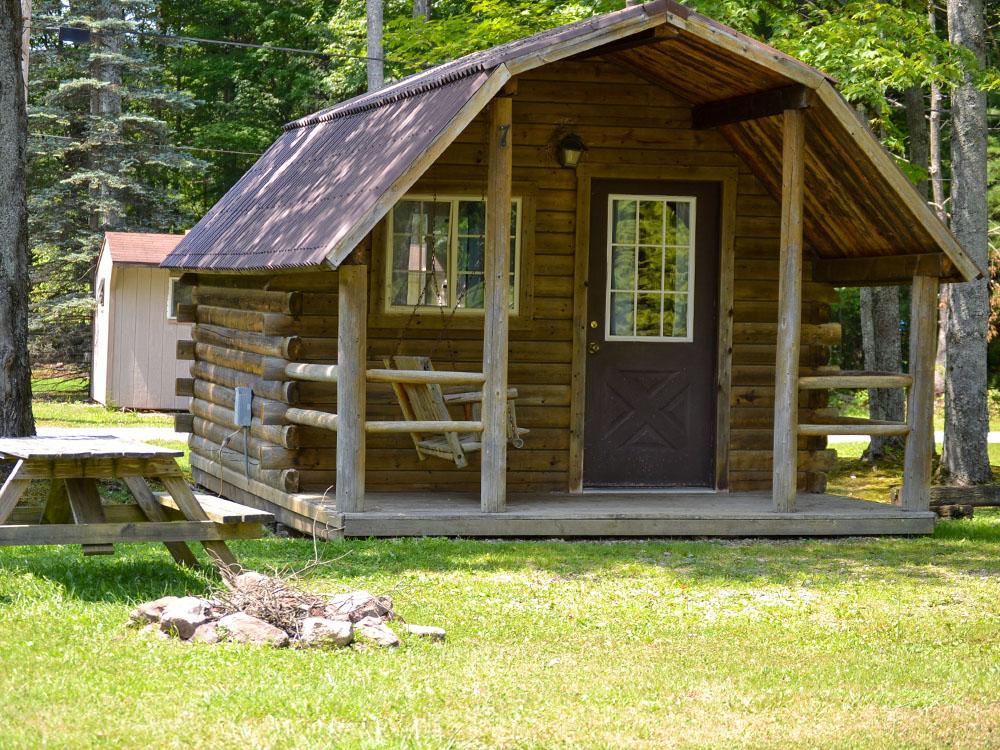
[31, 400, 173, 429]
[2, 525, 1000, 749]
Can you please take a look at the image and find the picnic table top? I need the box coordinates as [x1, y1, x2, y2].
[0, 435, 183, 461]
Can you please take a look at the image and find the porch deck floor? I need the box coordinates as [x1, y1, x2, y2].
[298, 490, 936, 538]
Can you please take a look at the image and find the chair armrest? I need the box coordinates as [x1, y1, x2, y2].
[443, 388, 518, 405]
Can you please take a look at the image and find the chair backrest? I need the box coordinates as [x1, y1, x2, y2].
[385, 356, 467, 465]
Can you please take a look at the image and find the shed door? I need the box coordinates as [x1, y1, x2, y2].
[583, 180, 720, 487]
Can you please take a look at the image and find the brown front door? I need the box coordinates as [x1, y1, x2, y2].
[583, 180, 720, 487]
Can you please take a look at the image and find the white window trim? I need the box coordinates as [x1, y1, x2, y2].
[604, 193, 697, 343]
[384, 193, 522, 316]
[167, 277, 179, 320]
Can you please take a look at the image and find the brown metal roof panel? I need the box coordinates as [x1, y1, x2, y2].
[162, 72, 490, 270]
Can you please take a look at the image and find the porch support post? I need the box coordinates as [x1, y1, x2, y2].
[772, 108, 806, 512]
[901, 274, 939, 510]
[336, 262, 368, 513]
[481, 94, 513, 513]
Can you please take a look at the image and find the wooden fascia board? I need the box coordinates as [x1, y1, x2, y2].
[323, 65, 513, 269]
[814, 83, 983, 282]
[812, 253, 963, 286]
[664, 10, 827, 90]
[692, 85, 811, 130]
[503, 11, 664, 75]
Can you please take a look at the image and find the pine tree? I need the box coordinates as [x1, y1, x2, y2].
[27, 0, 203, 366]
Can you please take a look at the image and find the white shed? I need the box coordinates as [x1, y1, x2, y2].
[91, 232, 192, 410]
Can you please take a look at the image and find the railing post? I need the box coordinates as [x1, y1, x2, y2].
[336, 263, 367, 513]
[481, 93, 513, 513]
[772, 107, 806, 512]
[901, 274, 939, 510]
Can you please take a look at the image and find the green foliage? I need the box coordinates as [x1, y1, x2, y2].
[28, 0, 204, 365]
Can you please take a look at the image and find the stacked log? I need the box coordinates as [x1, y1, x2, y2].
[178, 273, 340, 498]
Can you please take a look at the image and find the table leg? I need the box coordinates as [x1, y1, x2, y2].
[64, 478, 115, 555]
[159, 474, 240, 574]
[122, 477, 199, 568]
[41, 480, 72, 524]
[0, 461, 33, 525]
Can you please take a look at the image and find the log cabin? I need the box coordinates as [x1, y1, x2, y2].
[161, 1, 982, 538]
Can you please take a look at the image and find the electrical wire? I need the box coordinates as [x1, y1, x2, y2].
[30, 16, 431, 70]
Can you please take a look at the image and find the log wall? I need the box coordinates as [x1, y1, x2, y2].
[182, 58, 836, 497]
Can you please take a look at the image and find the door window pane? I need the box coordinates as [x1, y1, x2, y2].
[606, 195, 696, 341]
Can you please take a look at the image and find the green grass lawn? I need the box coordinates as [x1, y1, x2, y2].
[31, 400, 174, 429]
[2, 525, 1000, 749]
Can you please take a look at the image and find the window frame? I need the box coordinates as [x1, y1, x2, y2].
[604, 193, 698, 344]
[167, 276, 192, 322]
[383, 193, 523, 316]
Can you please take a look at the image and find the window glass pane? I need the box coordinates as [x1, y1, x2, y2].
[663, 247, 690, 292]
[609, 292, 634, 336]
[639, 200, 664, 245]
[610, 246, 635, 290]
[636, 293, 662, 337]
[457, 234, 484, 273]
[390, 200, 450, 306]
[458, 200, 485, 236]
[636, 246, 663, 292]
[611, 199, 637, 244]
[665, 201, 692, 246]
[456, 274, 484, 308]
[664, 294, 689, 338]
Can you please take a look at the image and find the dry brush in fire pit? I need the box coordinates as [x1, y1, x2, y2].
[128, 571, 445, 649]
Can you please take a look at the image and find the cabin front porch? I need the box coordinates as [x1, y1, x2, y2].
[187, 460, 935, 538]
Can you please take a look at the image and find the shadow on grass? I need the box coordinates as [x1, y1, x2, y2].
[3, 514, 999, 603]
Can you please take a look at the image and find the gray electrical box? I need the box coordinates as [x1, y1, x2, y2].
[234, 386, 253, 427]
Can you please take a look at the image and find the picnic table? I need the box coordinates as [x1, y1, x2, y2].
[0, 436, 272, 572]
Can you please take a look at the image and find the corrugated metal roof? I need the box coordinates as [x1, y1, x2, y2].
[104, 232, 183, 265]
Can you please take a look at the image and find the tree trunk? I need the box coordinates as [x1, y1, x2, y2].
[942, 0, 991, 484]
[928, 3, 949, 396]
[366, 0, 384, 91]
[904, 85, 929, 199]
[860, 287, 905, 459]
[0, 0, 36, 437]
[413, 0, 430, 20]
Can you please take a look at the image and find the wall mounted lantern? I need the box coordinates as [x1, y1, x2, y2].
[557, 134, 586, 168]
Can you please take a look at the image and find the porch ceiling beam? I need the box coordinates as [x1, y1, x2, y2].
[570, 25, 680, 59]
[692, 84, 811, 130]
[812, 253, 958, 286]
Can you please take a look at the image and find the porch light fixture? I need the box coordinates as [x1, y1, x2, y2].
[557, 134, 586, 168]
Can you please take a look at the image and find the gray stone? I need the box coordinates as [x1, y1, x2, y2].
[139, 622, 170, 640]
[128, 596, 180, 626]
[191, 622, 222, 644]
[217, 613, 289, 647]
[354, 616, 401, 648]
[299, 617, 353, 648]
[404, 624, 446, 642]
[327, 591, 394, 622]
[159, 596, 213, 640]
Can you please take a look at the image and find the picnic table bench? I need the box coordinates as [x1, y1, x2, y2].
[0, 436, 272, 572]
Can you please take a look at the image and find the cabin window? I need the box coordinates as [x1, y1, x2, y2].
[167, 277, 192, 320]
[385, 195, 521, 313]
[605, 195, 696, 342]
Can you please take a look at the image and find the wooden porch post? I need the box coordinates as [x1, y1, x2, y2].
[337, 263, 367, 513]
[481, 94, 513, 513]
[772, 108, 806, 512]
[901, 274, 939, 510]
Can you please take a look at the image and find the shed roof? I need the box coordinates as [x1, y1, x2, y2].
[162, 0, 981, 281]
[104, 232, 183, 266]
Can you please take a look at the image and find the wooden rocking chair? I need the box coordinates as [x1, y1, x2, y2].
[384, 355, 528, 468]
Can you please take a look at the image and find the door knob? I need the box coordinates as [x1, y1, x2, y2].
[587, 341, 601, 354]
